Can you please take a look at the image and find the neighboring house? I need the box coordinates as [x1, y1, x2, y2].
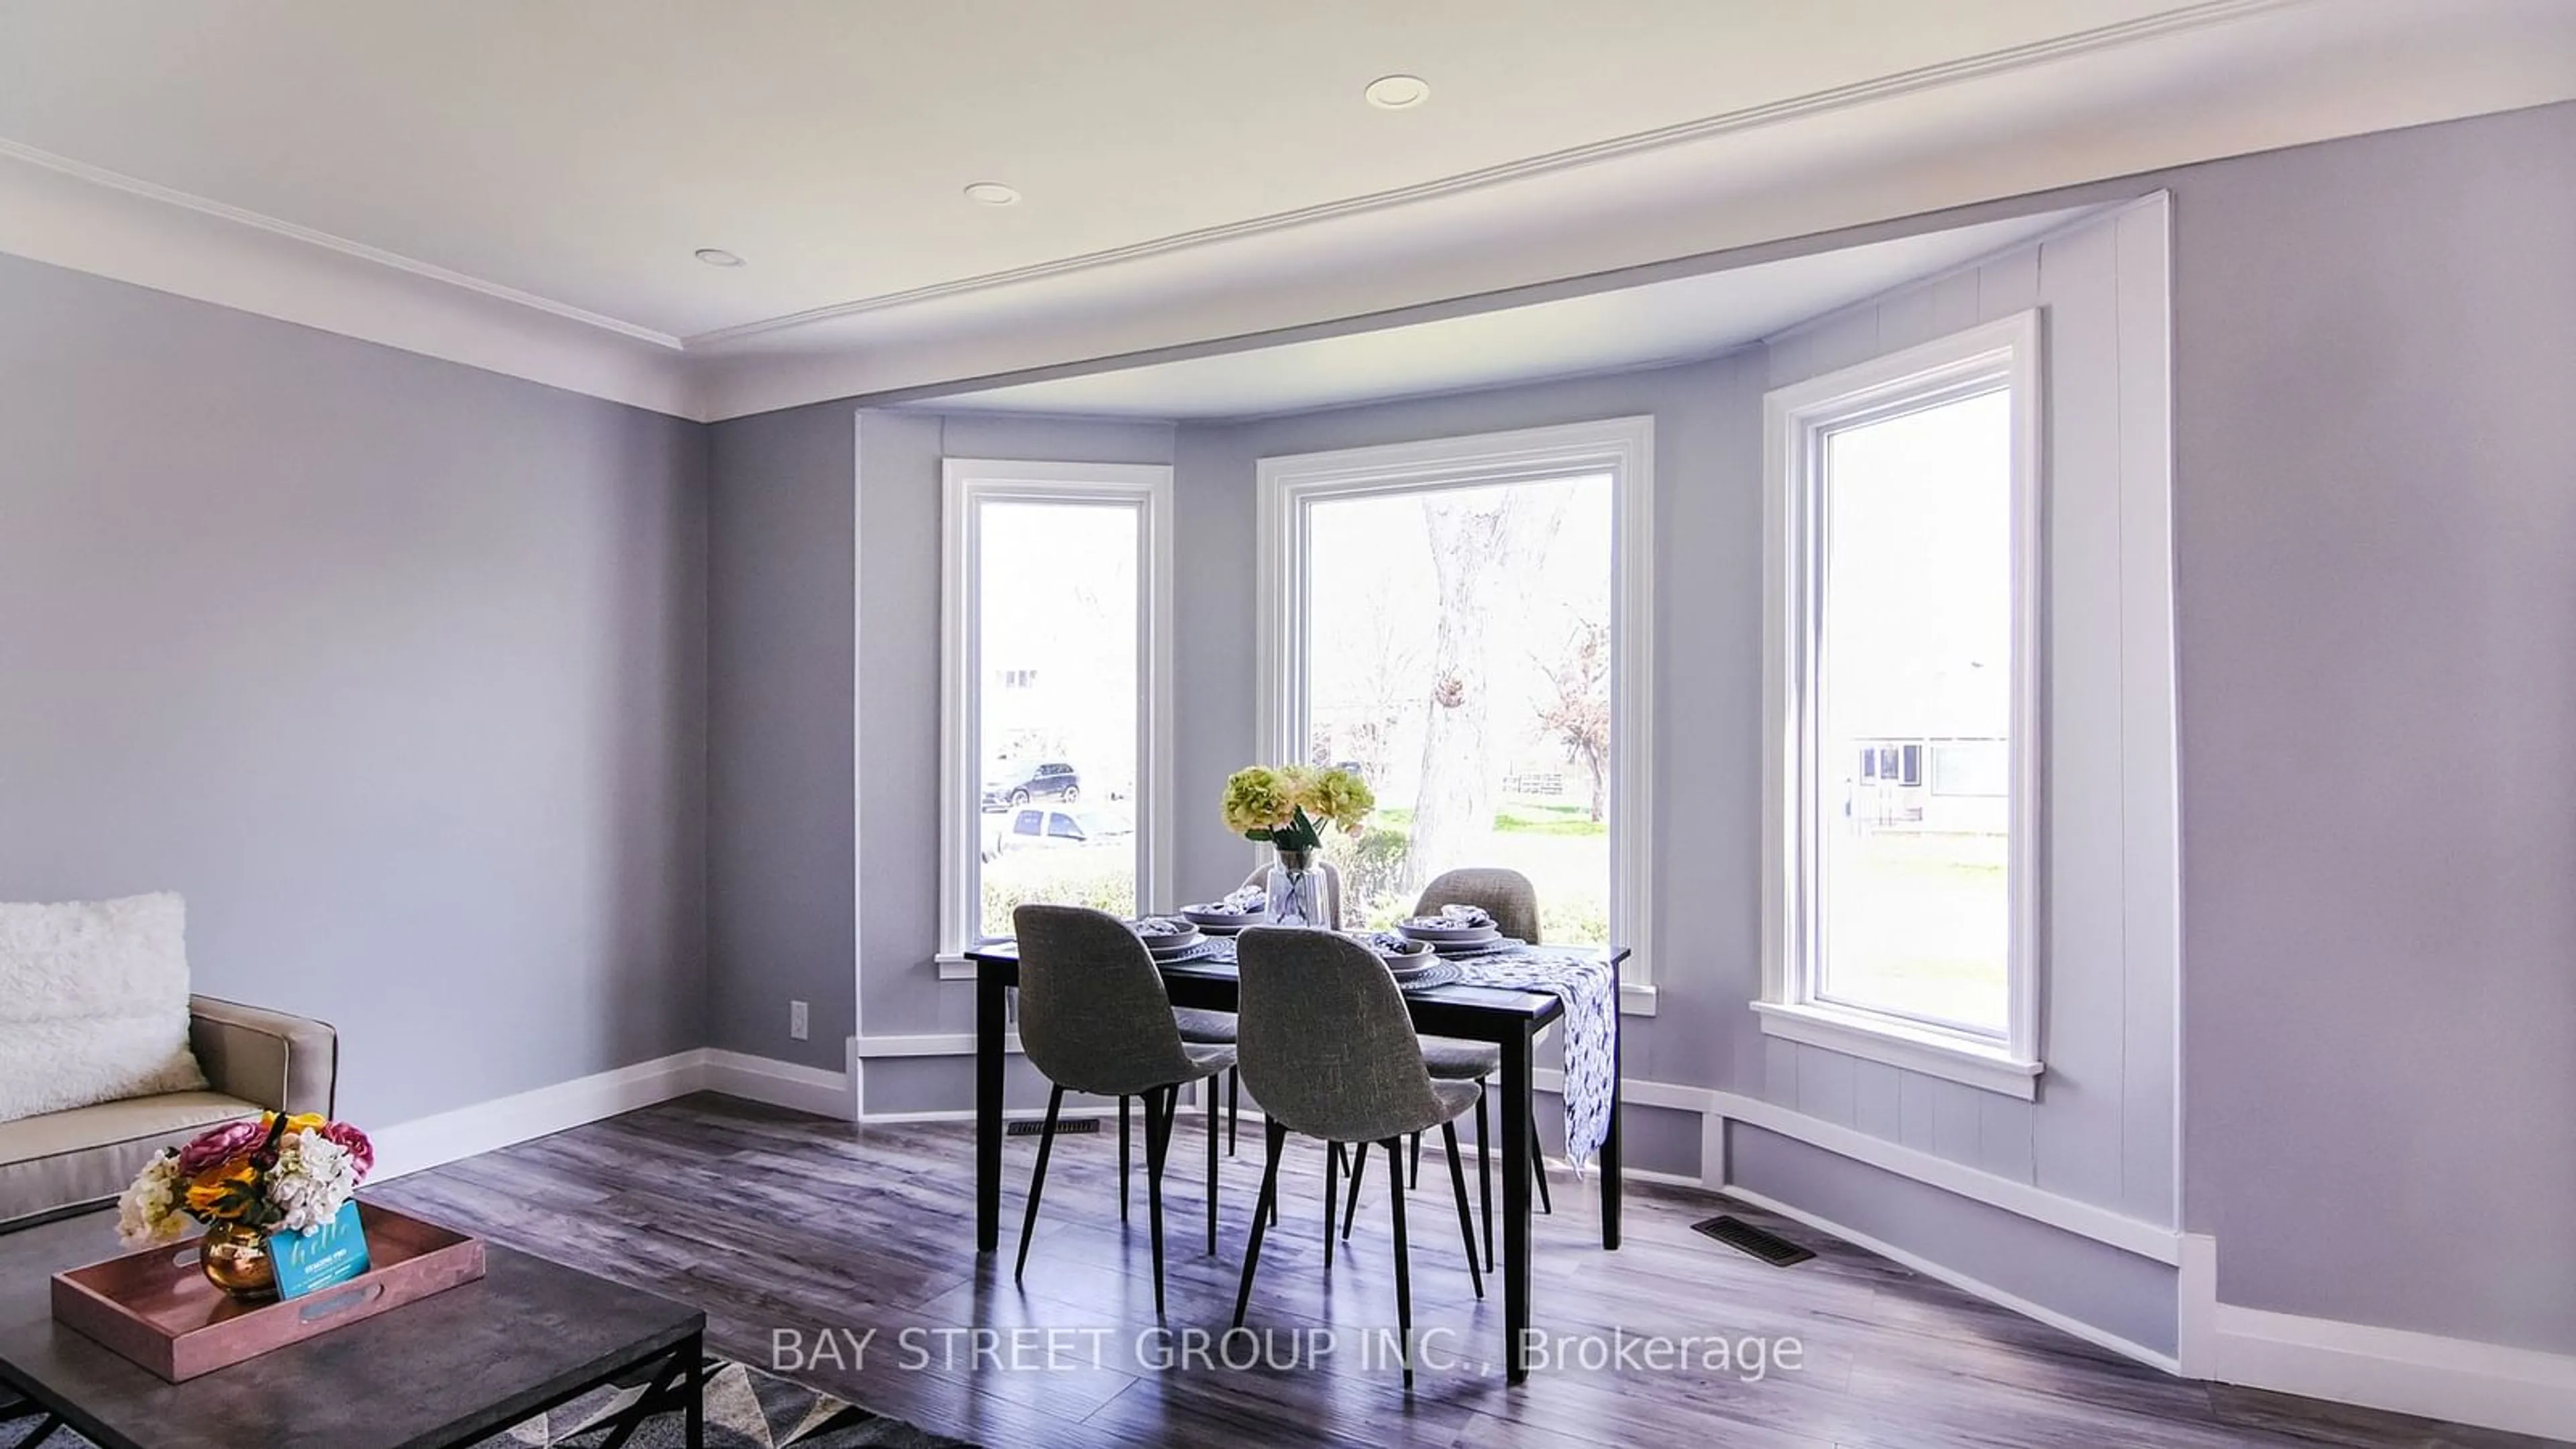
[1847, 736, 2008, 834]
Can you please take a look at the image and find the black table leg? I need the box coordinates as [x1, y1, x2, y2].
[976, 967, 1006, 1253]
[1601, 1006, 1622, 1250]
[682, 1332, 705, 1448]
[1500, 1022, 1535, 1385]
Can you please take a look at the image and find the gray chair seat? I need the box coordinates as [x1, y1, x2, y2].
[1428, 1077, 1485, 1120]
[1173, 1008, 1236, 1044]
[1419, 1036, 1501, 1079]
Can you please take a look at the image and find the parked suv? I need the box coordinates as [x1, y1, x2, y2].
[982, 760, 1081, 809]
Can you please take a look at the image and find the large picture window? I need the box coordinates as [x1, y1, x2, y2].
[1758, 313, 2044, 1095]
[940, 460, 1172, 960]
[1258, 419, 1655, 1004]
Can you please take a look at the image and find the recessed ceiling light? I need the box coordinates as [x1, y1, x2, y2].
[1364, 74, 1430, 110]
[694, 248, 745, 268]
[963, 182, 1021, 206]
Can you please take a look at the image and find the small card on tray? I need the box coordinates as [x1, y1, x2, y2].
[270, 1199, 372, 1299]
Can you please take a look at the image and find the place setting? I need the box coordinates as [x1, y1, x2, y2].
[1391, 903, 1525, 957]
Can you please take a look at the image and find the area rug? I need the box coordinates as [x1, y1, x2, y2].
[0, 1356, 971, 1448]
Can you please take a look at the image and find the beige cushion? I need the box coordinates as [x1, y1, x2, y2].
[0, 893, 209, 1123]
[0, 1090, 259, 1229]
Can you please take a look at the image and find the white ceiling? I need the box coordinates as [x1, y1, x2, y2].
[922, 207, 2097, 421]
[0, 0, 2571, 420]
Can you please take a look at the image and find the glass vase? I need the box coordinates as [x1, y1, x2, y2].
[1265, 849, 1328, 928]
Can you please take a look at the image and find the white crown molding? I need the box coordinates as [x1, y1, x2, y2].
[0, 137, 679, 350]
[681, 0, 2297, 350]
[0, 139, 702, 419]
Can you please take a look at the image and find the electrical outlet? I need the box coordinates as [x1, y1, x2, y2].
[789, 1000, 809, 1041]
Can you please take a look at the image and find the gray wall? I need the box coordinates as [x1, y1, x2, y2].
[0, 252, 710, 1127]
[2170, 101, 2576, 1354]
[708, 401, 857, 1067]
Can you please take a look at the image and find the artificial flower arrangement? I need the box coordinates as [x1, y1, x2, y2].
[117, 1111, 374, 1252]
[1221, 763, 1376, 851]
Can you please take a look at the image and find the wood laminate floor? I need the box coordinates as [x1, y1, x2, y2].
[371, 1095, 2550, 1449]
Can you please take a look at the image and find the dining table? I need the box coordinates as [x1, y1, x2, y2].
[967, 932, 1626, 1385]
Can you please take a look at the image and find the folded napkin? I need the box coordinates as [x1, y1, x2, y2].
[1401, 904, 1495, 930]
[1355, 930, 1430, 959]
[1130, 916, 1193, 938]
[1199, 885, 1266, 916]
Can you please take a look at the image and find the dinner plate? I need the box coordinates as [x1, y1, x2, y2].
[1178, 907, 1256, 933]
[1150, 940, 1224, 967]
[1433, 936, 1525, 957]
[1398, 919, 1501, 946]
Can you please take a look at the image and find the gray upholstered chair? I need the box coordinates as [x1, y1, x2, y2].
[1230, 928, 1483, 1387]
[1012, 905, 1236, 1317]
[1413, 866, 1538, 943]
[1342, 867, 1555, 1272]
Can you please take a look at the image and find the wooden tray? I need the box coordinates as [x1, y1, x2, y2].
[50, 1201, 486, 1382]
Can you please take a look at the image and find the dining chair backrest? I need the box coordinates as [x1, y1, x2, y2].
[1412, 866, 1541, 944]
[1012, 905, 1204, 1097]
[1234, 927, 1447, 1145]
[1238, 861, 1345, 930]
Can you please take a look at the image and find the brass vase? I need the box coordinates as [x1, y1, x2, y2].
[198, 1220, 277, 1300]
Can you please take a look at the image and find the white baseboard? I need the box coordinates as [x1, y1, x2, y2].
[702, 1047, 855, 1119]
[2180, 1233, 2576, 1440]
[1723, 1183, 2182, 1374]
[371, 1047, 854, 1181]
[370, 1050, 708, 1180]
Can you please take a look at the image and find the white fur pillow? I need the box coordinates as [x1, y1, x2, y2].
[0, 893, 210, 1124]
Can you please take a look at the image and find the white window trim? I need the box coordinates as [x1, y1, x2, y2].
[1758, 311, 2045, 1097]
[1254, 417, 1658, 1014]
[937, 458, 1175, 965]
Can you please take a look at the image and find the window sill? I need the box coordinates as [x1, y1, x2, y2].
[936, 953, 982, 981]
[1752, 1000, 2040, 1099]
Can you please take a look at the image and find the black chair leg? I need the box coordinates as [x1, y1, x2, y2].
[1118, 1095, 1130, 1223]
[1531, 1118, 1553, 1215]
[1015, 1083, 1065, 1283]
[1474, 1080, 1494, 1273]
[1384, 1139, 1414, 1389]
[1232, 1118, 1288, 1327]
[1144, 1085, 1174, 1317]
[1409, 1130, 1422, 1189]
[1205, 1077, 1220, 1254]
[1441, 1120, 1483, 1299]
[1324, 1139, 1341, 1269]
[1340, 1136, 1367, 1240]
[1228, 1067, 1240, 1157]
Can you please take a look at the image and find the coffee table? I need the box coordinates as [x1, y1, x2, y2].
[0, 1205, 705, 1449]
